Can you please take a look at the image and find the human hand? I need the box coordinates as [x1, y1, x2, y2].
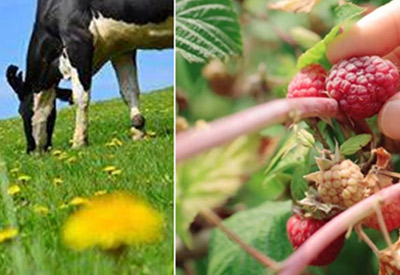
[326, 0, 400, 140]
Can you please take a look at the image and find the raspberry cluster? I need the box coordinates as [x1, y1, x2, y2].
[287, 148, 400, 267]
[287, 56, 400, 119]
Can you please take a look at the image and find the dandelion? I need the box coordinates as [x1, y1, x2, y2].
[94, 190, 107, 196]
[67, 157, 77, 164]
[10, 168, 19, 175]
[53, 178, 63, 186]
[62, 192, 164, 251]
[18, 175, 31, 183]
[105, 138, 123, 147]
[58, 153, 69, 161]
[69, 197, 89, 207]
[0, 228, 18, 243]
[103, 166, 117, 173]
[111, 170, 122, 176]
[146, 131, 157, 138]
[52, 150, 63, 157]
[33, 205, 49, 215]
[7, 185, 21, 195]
[59, 204, 69, 210]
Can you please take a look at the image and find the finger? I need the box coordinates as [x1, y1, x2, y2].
[384, 46, 400, 69]
[327, 0, 400, 64]
[378, 93, 400, 140]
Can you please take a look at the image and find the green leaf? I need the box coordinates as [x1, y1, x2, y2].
[265, 133, 310, 177]
[340, 134, 372, 156]
[176, 0, 243, 63]
[208, 201, 292, 275]
[295, 128, 315, 148]
[176, 135, 259, 247]
[291, 167, 309, 201]
[297, 3, 365, 69]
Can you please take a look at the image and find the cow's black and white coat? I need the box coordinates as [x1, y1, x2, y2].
[6, 0, 173, 153]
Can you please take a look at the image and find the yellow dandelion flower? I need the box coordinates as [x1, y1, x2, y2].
[52, 150, 63, 157]
[103, 166, 117, 173]
[146, 131, 157, 138]
[10, 168, 19, 175]
[33, 205, 49, 215]
[59, 204, 69, 210]
[69, 197, 89, 207]
[105, 138, 123, 147]
[94, 190, 107, 196]
[18, 175, 31, 183]
[53, 178, 63, 186]
[67, 157, 77, 164]
[111, 169, 122, 176]
[58, 153, 69, 161]
[0, 228, 18, 243]
[7, 185, 21, 195]
[62, 192, 164, 251]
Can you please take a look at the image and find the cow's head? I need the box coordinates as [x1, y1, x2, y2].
[6, 65, 72, 153]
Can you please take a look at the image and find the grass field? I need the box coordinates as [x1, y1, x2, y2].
[0, 88, 174, 275]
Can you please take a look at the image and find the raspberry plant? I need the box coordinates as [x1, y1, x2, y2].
[177, 1, 400, 275]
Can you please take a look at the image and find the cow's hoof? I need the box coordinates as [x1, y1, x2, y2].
[131, 127, 145, 141]
[71, 138, 89, 149]
[131, 114, 145, 130]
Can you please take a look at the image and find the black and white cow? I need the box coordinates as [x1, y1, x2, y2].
[6, 0, 173, 153]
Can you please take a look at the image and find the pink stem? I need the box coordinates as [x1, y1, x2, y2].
[177, 98, 344, 163]
[280, 183, 400, 275]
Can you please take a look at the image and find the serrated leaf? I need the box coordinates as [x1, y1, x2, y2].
[340, 134, 371, 156]
[208, 201, 292, 275]
[335, 2, 366, 23]
[269, 0, 320, 13]
[297, 3, 365, 69]
[176, 135, 259, 247]
[176, 0, 242, 63]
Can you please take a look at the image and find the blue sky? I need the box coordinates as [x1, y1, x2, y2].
[0, 1, 173, 119]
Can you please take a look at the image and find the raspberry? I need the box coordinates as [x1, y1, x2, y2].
[363, 198, 400, 232]
[287, 214, 345, 266]
[326, 56, 399, 119]
[306, 159, 365, 208]
[287, 64, 328, 98]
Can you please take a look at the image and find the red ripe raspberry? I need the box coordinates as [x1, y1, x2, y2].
[326, 56, 399, 119]
[287, 64, 328, 98]
[287, 214, 345, 266]
[363, 199, 400, 232]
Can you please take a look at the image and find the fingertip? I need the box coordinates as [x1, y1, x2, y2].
[379, 94, 400, 140]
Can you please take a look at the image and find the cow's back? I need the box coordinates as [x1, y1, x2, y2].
[90, 0, 173, 25]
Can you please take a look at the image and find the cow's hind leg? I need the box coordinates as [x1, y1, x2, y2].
[111, 51, 145, 140]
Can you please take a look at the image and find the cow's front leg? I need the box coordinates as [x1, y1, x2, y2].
[111, 51, 145, 140]
[71, 69, 90, 148]
[32, 88, 57, 153]
[62, 26, 94, 148]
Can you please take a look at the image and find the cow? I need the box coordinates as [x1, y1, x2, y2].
[6, 0, 173, 153]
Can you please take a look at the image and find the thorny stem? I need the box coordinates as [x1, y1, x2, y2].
[177, 98, 344, 162]
[280, 184, 400, 275]
[306, 119, 330, 150]
[373, 200, 393, 247]
[355, 224, 380, 256]
[200, 209, 282, 271]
